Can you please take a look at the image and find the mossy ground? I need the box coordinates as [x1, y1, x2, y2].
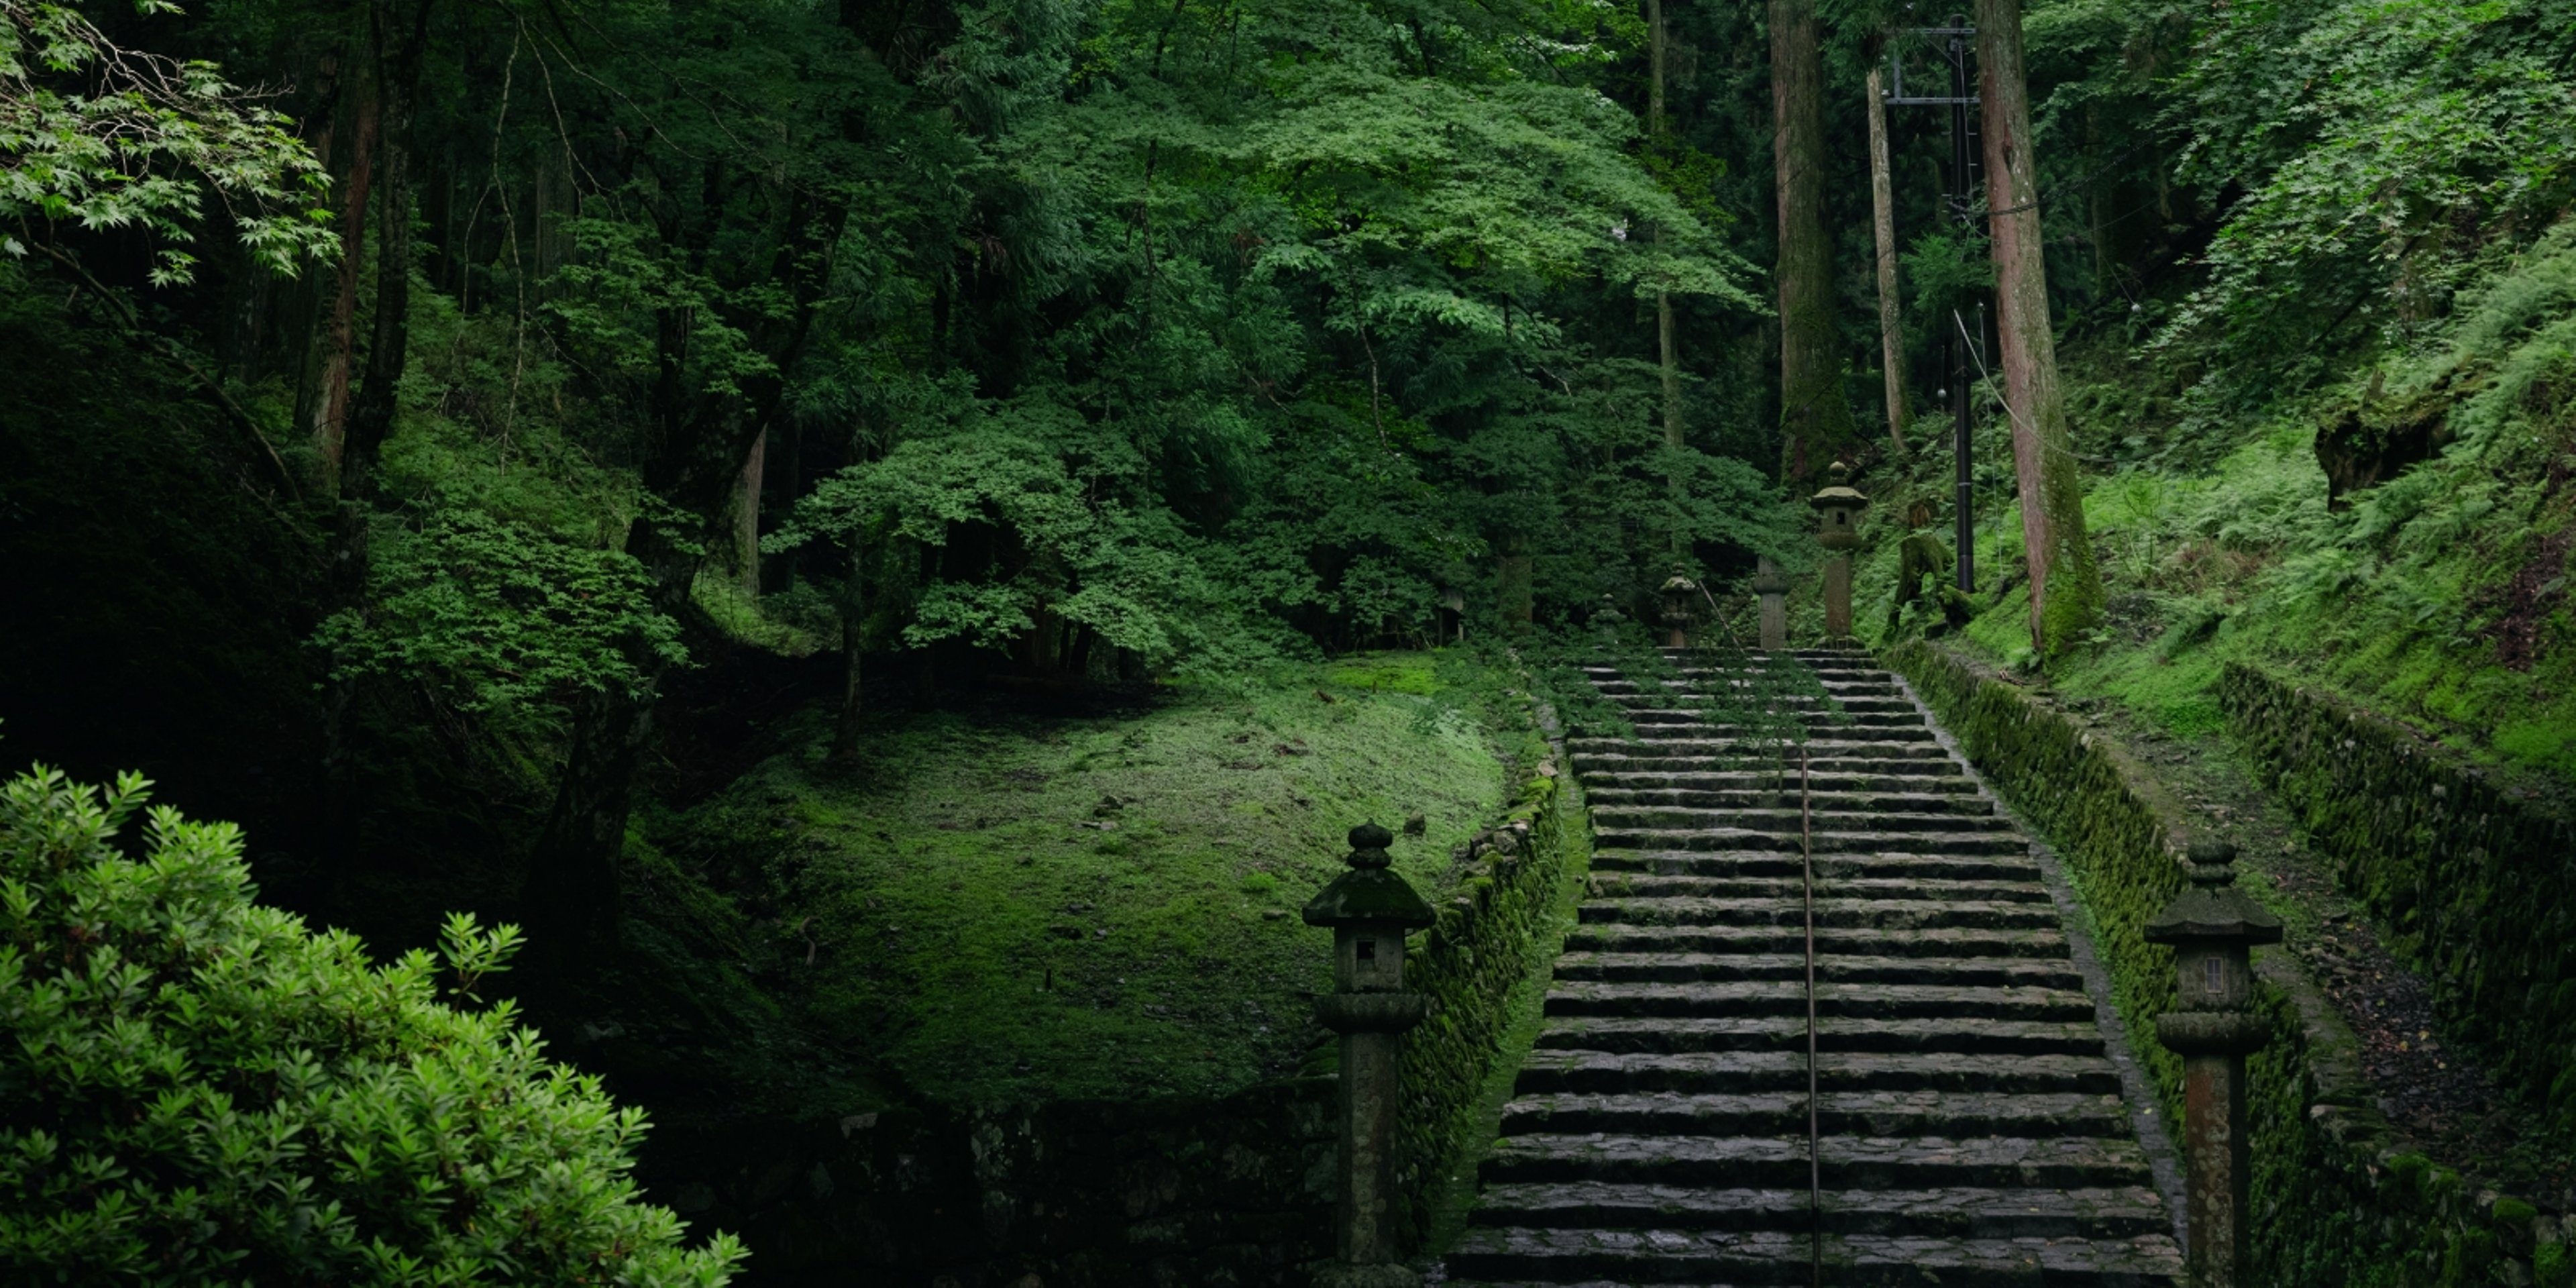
[659, 652, 1520, 1109]
[1854, 223, 2576, 796]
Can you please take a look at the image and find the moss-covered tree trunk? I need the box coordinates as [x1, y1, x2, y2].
[1651, 0, 1685, 554]
[1976, 0, 2100, 656]
[1866, 61, 1907, 454]
[1770, 0, 1856, 480]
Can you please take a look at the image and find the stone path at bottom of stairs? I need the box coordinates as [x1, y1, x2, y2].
[1442, 649, 2184, 1287]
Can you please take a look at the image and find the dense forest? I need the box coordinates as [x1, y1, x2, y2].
[5, 0, 2574, 1279]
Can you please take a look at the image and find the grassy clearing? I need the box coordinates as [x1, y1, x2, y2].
[663, 652, 1521, 1109]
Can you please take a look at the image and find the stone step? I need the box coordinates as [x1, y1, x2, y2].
[1587, 788, 1996, 814]
[1499, 1091, 2129, 1140]
[1481, 1132, 2154, 1191]
[1593, 827, 2029, 857]
[1606, 721, 1935, 744]
[1530, 1016, 2103, 1057]
[1572, 738, 1951, 760]
[1581, 768, 1979, 795]
[1563, 923, 2068, 959]
[1446, 1226, 2184, 1286]
[1513, 1051, 2122, 1097]
[1590, 806, 2015, 835]
[1582, 875, 2047, 903]
[1544, 980, 2094, 1022]
[1604, 698, 1921, 722]
[1550, 953, 2080, 990]
[1593, 688, 1916, 715]
[1577, 896, 2060, 931]
[1468, 1181, 2171, 1239]
[1589, 851, 2041, 881]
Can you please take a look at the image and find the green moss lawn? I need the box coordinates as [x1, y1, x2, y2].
[666, 653, 1522, 1108]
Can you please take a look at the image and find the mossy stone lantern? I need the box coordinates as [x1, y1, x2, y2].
[1303, 822, 1434, 1287]
[1751, 557, 1789, 651]
[1811, 462, 1868, 640]
[2145, 840, 2282, 1288]
[1658, 570, 1699, 649]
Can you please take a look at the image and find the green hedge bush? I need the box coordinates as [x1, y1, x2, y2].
[0, 764, 745, 1285]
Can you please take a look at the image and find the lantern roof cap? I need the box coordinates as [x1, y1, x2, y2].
[1303, 822, 1436, 928]
[2143, 840, 2284, 945]
[1811, 460, 1868, 511]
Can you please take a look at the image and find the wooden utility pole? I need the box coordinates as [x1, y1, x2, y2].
[1976, 0, 2101, 655]
[1770, 0, 1856, 480]
[1866, 60, 1907, 454]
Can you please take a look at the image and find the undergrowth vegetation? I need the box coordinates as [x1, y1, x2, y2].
[1863, 220, 2576, 786]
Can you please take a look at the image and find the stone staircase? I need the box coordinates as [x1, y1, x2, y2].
[1443, 649, 2184, 1286]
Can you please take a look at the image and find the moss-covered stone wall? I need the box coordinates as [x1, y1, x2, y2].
[1391, 751, 1581, 1254]
[1882, 639, 2190, 1114]
[2218, 661, 2576, 1138]
[1884, 641, 2573, 1287]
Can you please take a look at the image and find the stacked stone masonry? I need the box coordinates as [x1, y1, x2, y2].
[1444, 648, 2185, 1285]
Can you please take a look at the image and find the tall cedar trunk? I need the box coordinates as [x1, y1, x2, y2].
[1770, 0, 1856, 478]
[1976, 0, 2100, 655]
[343, 0, 430, 503]
[1650, 0, 1684, 555]
[736, 429, 765, 594]
[319, 0, 429, 860]
[311, 68, 377, 495]
[1866, 62, 1908, 453]
[763, 421, 800, 593]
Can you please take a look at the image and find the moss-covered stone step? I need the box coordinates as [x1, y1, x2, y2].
[1591, 827, 2029, 857]
[1513, 1050, 2121, 1097]
[1467, 1180, 2169, 1239]
[1530, 1016, 2102, 1057]
[1587, 787, 1996, 814]
[1446, 1226, 2182, 1286]
[1587, 851, 2043, 882]
[1583, 873, 2045, 901]
[1481, 1132, 2153, 1190]
[1591, 806, 2014, 836]
[1551, 952, 2079, 989]
[1580, 767, 1979, 794]
[1500, 1090, 2127, 1139]
[1543, 980, 2094, 1022]
[1561, 922, 2066, 958]
[1576, 894, 2061, 930]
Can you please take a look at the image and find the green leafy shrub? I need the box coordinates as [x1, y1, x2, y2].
[0, 764, 744, 1284]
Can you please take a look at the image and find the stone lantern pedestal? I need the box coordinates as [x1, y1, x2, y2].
[1658, 572, 1699, 649]
[2146, 841, 2283, 1288]
[1303, 823, 1435, 1287]
[1752, 557, 1788, 651]
[1810, 463, 1868, 642]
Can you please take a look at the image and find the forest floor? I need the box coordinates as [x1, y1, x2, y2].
[652, 651, 1523, 1110]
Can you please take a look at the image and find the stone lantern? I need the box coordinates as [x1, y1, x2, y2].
[1658, 570, 1699, 649]
[1303, 822, 1434, 1287]
[2145, 840, 2282, 1288]
[1751, 557, 1789, 651]
[1810, 462, 1868, 641]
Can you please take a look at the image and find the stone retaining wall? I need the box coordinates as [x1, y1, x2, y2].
[2217, 661, 2576, 1138]
[1883, 641, 2571, 1287]
[1391, 745, 1582, 1253]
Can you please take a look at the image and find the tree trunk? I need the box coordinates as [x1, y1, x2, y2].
[1866, 62, 1908, 453]
[736, 429, 765, 596]
[1770, 0, 1856, 479]
[1977, 0, 2100, 657]
[1650, 0, 1684, 553]
[342, 0, 433, 503]
[311, 69, 377, 496]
